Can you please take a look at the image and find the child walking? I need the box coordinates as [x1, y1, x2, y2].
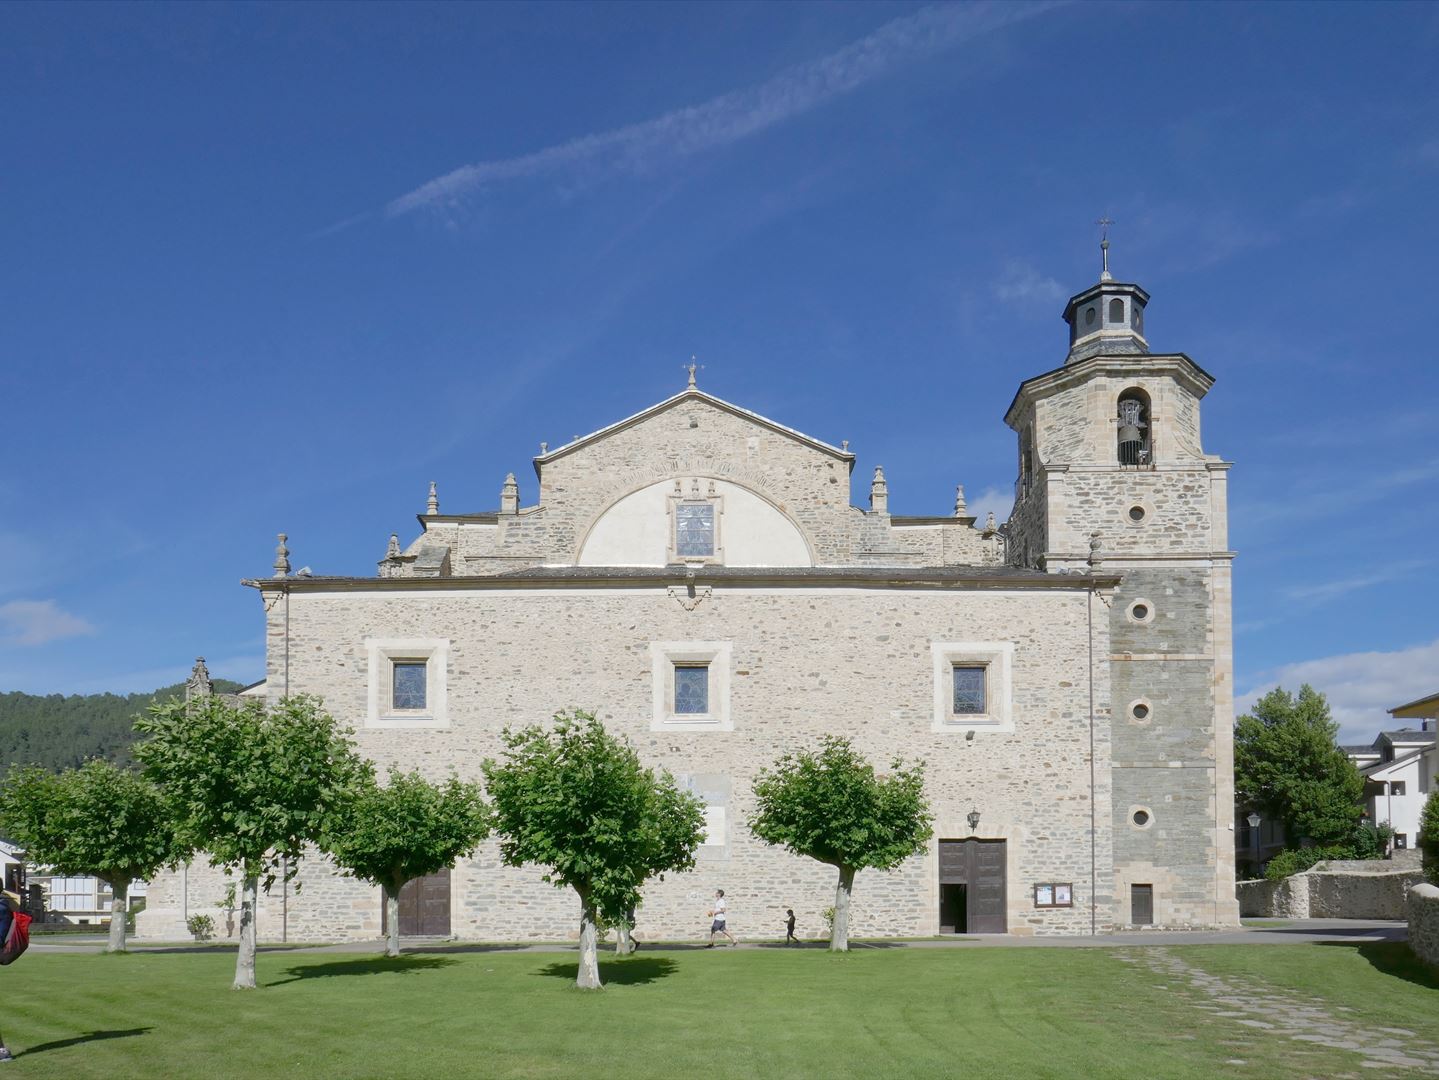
[784, 907, 798, 946]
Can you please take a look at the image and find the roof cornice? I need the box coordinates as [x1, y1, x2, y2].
[1004, 352, 1215, 429]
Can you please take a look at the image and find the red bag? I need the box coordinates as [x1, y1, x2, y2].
[0, 910, 31, 965]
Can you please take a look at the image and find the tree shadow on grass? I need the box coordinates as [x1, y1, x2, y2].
[268, 955, 457, 986]
[1316, 940, 1439, 990]
[20, 1028, 152, 1057]
[535, 957, 678, 986]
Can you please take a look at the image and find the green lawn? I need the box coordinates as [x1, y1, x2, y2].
[3, 942, 1437, 1078]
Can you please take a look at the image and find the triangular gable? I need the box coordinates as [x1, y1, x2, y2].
[532, 387, 855, 475]
[1362, 747, 1429, 778]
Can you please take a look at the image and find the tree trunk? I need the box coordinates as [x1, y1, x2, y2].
[385, 882, 402, 958]
[106, 879, 128, 954]
[615, 919, 631, 956]
[233, 875, 259, 990]
[576, 892, 602, 990]
[830, 865, 855, 953]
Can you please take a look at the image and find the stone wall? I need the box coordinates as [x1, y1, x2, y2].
[1407, 883, 1439, 967]
[1238, 868, 1424, 920]
[141, 580, 1116, 942]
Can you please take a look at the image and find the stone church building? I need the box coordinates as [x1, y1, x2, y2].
[139, 264, 1239, 941]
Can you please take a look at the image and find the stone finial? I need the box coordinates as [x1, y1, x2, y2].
[984, 511, 996, 536]
[185, 657, 213, 701]
[273, 533, 290, 578]
[426, 481, 439, 516]
[501, 472, 519, 515]
[686, 357, 700, 389]
[954, 484, 967, 517]
[540, 442, 548, 454]
[869, 465, 889, 515]
[1088, 531, 1103, 567]
[842, 440, 850, 452]
[386, 534, 401, 559]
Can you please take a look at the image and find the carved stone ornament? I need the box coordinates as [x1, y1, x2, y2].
[667, 584, 713, 611]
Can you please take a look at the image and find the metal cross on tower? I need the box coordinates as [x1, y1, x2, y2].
[1097, 217, 1114, 281]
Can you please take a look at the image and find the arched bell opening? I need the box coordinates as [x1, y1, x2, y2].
[1117, 388, 1152, 466]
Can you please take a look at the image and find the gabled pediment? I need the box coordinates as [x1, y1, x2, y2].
[532, 387, 855, 478]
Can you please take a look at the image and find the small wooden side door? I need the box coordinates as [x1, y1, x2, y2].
[1130, 884, 1154, 926]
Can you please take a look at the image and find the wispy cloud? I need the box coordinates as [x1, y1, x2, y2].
[1236, 458, 1439, 528]
[0, 599, 96, 646]
[1282, 560, 1428, 605]
[993, 260, 1066, 308]
[1236, 637, 1439, 744]
[385, 1, 1064, 219]
[966, 485, 1013, 528]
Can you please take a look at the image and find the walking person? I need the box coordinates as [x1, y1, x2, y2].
[784, 907, 798, 946]
[0, 889, 17, 1062]
[705, 889, 737, 947]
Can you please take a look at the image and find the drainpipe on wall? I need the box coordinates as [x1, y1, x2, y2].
[1088, 586, 1097, 937]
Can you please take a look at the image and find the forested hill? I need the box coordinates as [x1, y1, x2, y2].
[0, 678, 245, 771]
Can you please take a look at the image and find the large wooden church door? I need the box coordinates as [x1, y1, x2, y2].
[382, 869, 452, 936]
[937, 839, 1007, 934]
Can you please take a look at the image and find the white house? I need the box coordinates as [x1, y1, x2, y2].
[1345, 727, 1436, 851]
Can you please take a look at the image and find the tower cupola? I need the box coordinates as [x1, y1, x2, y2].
[1062, 230, 1149, 362]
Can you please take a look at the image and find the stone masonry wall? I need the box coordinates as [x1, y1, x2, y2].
[1408, 883, 1439, 968]
[141, 581, 1115, 942]
[1237, 869, 1423, 920]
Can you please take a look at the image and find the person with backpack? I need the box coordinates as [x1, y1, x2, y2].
[0, 887, 31, 1063]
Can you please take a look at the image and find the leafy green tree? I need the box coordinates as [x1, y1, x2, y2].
[135, 694, 367, 989]
[1420, 789, 1439, 885]
[0, 759, 179, 952]
[482, 710, 705, 989]
[325, 769, 492, 957]
[750, 736, 931, 952]
[1235, 685, 1364, 851]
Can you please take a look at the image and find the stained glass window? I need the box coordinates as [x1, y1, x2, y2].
[675, 503, 715, 558]
[674, 665, 709, 714]
[392, 662, 427, 711]
[952, 665, 986, 715]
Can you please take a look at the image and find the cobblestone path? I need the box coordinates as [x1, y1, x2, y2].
[1122, 947, 1439, 1075]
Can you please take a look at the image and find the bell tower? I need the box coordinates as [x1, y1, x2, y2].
[1003, 243, 1239, 929]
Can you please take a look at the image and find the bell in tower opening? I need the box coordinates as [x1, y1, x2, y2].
[1117, 390, 1150, 465]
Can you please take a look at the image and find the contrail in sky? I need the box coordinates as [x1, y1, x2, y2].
[386, 1, 1065, 218]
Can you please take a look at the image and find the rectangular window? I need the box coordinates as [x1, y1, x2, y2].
[1390, 781, 1406, 797]
[674, 503, 715, 558]
[674, 664, 709, 714]
[392, 662, 428, 711]
[952, 665, 987, 715]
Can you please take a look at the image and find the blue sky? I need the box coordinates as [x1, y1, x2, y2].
[2, 1, 1436, 740]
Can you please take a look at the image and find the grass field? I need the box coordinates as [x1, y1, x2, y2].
[4, 941, 1437, 1078]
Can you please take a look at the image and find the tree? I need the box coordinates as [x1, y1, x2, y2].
[750, 736, 931, 952]
[1420, 789, 1439, 885]
[325, 769, 492, 957]
[0, 759, 179, 953]
[1235, 685, 1365, 851]
[135, 694, 367, 989]
[482, 710, 705, 989]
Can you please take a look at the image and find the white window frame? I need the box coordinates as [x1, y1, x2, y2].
[650, 641, 732, 731]
[931, 642, 1014, 733]
[366, 638, 449, 729]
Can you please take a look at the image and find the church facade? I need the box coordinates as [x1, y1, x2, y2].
[139, 266, 1239, 941]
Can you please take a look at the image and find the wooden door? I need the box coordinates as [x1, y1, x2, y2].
[937, 839, 1007, 934]
[383, 869, 452, 936]
[1130, 884, 1153, 926]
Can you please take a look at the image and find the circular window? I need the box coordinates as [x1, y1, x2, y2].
[1085, 306, 1096, 327]
[1128, 505, 1146, 522]
[1129, 806, 1154, 830]
[1126, 599, 1156, 625]
[1128, 699, 1152, 723]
